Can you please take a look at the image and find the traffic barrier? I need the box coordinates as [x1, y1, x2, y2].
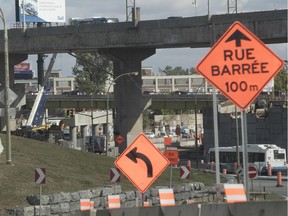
[159, 188, 175, 206]
[80, 199, 94, 211]
[276, 171, 283, 187]
[143, 201, 150, 207]
[267, 162, 272, 176]
[108, 195, 121, 209]
[224, 184, 247, 203]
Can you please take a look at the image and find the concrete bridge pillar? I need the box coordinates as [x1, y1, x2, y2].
[69, 126, 77, 148]
[80, 125, 88, 151]
[80, 125, 88, 138]
[102, 48, 155, 153]
[92, 124, 99, 136]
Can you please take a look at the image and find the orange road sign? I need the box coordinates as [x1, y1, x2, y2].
[196, 21, 284, 110]
[164, 136, 172, 145]
[114, 133, 170, 193]
[115, 135, 124, 145]
[164, 147, 179, 165]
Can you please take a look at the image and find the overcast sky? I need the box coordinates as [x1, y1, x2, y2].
[0, 0, 287, 76]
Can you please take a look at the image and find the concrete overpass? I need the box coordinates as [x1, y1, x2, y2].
[0, 9, 287, 152]
[25, 94, 227, 110]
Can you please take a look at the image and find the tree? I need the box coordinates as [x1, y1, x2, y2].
[72, 52, 113, 95]
[274, 66, 288, 93]
[159, 66, 198, 75]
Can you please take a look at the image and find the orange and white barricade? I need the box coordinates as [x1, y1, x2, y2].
[108, 195, 121, 209]
[224, 184, 247, 203]
[158, 188, 175, 206]
[80, 199, 94, 211]
[143, 201, 150, 207]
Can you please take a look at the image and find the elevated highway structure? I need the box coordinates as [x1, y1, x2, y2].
[0, 9, 287, 152]
[26, 93, 227, 110]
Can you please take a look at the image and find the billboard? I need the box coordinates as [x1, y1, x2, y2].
[16, 0, 65, 23]
[14, 63, 33, 79]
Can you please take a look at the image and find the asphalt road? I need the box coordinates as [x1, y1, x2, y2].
[250, 176, 288, 198]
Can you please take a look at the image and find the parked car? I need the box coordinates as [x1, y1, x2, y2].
[144, 131, 155, 139]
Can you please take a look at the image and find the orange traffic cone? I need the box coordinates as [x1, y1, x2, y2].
[276, 171, 283, 187]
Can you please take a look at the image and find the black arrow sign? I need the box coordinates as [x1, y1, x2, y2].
[225, 29, 251, 47]
[126, 147, 153, 177]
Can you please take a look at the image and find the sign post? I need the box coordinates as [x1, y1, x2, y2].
[248, 165, 258, 191]
[110, 167, 121, 194]
[35, 168, 46, 216]
[164, 147, 179, 187]
[196, 21, 284, 200]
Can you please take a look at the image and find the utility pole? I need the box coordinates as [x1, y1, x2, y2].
[0, 8, 12, 165]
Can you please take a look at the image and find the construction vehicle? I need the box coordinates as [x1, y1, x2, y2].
[26, 53, 57, 127]
[16, 54, 57, 138]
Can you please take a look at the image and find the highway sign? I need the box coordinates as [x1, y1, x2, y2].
[110, 168, 121, 182]
[114, 133, 170, 193]
[164, 147, 179, 165]
[35, 168, 46, 184]
[248, 166, 258, 179]
[196, 21, 284, 110]
[115, 135, 124, 145]
[180, 166, 190, 179]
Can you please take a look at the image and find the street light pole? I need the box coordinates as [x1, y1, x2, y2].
[105, 72, 138, 156]
[0, 8, 12, 165]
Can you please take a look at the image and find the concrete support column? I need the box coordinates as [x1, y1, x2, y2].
[92, 124, 99, 136]
[69, 126, 77, 148]
[80, 125, 88, 138]
[102, 48, 155, 153]
[80, 125, 88, 151]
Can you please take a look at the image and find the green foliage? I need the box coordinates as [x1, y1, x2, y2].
[274, 67, 288, 92]
[72, 52, 113, 95]
[159, 66, 197, 75]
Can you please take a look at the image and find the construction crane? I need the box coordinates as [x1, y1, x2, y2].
[26, 53, 57, 127]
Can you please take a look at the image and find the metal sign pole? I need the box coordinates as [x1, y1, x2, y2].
[241, 111, 249, 200]
[213, 87, 221, 201]
[169, 164, 173, 188]
[39, 184, 42, 216]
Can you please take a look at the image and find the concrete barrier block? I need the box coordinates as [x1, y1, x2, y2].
[79, 190, 92, 199]
[101, 187, 113, 197]
[70, 192, 80, 201]
[59, 202, 70, 213]
[125, 190, 136, 201]
[34, 205, 50, 216]
[59, 192, 71, 203]
[91, 188, 102, 198]
[91, 197, 101, 208]
[69, 201, 80, 212]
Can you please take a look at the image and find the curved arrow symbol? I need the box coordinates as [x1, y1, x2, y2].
[225, 29, 251, 47]
[126, 147, 153, 177]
